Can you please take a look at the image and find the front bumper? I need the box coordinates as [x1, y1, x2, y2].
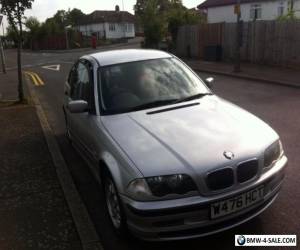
[121, 155, 287, 241]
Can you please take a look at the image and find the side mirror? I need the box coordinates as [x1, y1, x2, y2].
[67, 100, 88, 113]
[205, 77, 214, 89]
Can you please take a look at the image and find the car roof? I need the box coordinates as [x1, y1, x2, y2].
[87, 49, 173, 67]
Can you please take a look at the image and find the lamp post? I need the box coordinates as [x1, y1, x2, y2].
[0, 15, 6, 74]
[65, 28, 69, 50]
[61, 13, 69, 50]
[65, 25, 71, 50]
[122, 0, 126, 39]
[234, 0, 241, 73]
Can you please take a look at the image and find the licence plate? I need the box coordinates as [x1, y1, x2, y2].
[210, 186, 264, 219]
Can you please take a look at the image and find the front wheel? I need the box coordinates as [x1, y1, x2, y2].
[104, 173, 127, 234]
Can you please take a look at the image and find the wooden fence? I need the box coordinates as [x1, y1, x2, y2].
[32, 31, 85, 50]
[176, 20, 300, 68]
[176, 23, 223, 59]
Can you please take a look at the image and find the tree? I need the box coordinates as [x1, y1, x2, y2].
[277, 9, 298, 20]
[135, 0, 152, 16]
[41, 9, 85, 36]
[277, 0, 299, 20]
[137, 0, 168, 48]
[44, 17, 63, 35]
[6, 25, 19, 45]
[168, 7, 205, 44]
[25, 16, 40, 49]
[135, 0, 182, 15]
[19, 8, 86, 50]
[0, 0, 34, 102]
[67, 8, 85, 26]
[50, 10, 67, 33]
[135, 0, 205, 48]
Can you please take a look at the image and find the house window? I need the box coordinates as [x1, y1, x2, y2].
[122, 23, 127, 32]
[250, 4, 262, 20]
[278, 1, 285, 16]
[122, 23, 131, 32]
[128, 24, 132, 32]
[109, 23, 116, 31]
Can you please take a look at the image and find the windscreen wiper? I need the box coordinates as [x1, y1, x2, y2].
[174, 93, 212, 104]
[127, 99, 178, 112]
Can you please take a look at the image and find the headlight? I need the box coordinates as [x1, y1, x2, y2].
[126, 178, 153, 201]
[264, 140, 284, 168]
[146, 174, 197, 197]
[126, 174, 198, 201]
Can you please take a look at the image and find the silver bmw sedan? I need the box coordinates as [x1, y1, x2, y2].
[63, 49, 287, 241]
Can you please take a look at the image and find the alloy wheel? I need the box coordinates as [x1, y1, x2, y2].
[105, 178, 122, 229]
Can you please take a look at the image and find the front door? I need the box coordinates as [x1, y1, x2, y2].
[66, 59, 98, 164]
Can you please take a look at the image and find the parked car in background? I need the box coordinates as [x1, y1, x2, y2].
[63, 49, 287, 241]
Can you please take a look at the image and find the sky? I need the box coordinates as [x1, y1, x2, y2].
[1, 0, 205, 35]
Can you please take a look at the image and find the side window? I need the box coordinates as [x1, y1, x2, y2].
[68, 64, 78, 96]
[70, 61, 95, 114]
[77, 62, 90, 101]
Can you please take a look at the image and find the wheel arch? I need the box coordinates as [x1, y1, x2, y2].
[98, 151, 133, 194]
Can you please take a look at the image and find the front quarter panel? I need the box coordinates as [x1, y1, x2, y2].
[94, 116, 143, 194]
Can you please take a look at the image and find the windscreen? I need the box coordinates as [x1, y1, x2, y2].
[99, 58, 209, 114]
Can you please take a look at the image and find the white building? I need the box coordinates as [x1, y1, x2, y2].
[198, 0, 300, 23]
[76, 10, 135, 39]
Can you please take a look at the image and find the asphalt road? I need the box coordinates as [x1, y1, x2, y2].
[9, 45, 300, 250]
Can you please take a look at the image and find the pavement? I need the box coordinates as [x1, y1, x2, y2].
[1, 45, 300, 250]
[0, 53, 103, 249]
[0, 71, 20, 101]
[0, 103, 82, 249]
[186, 60, 300, 88]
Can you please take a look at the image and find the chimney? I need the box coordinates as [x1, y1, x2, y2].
[115, 5, 120, 12]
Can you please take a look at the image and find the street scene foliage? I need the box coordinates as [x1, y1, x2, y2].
[0, 0, 35, 101]
[5, 8, 85, 48]
[135, 0, 205, 48]
[276, 0, 300, 20]
[3, 0, 206, 50]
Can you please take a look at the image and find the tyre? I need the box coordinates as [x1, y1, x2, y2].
[103, 171, 127, 235]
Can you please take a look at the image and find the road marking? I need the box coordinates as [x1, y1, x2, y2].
[24, 71, 39, 86]
[42, 64, 60, 71]
[24, 71, 44, 86]
[4, 61, 71, 72]
[33, 73, 45, 86]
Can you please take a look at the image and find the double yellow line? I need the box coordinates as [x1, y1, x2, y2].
[24, 71, 45, 86]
